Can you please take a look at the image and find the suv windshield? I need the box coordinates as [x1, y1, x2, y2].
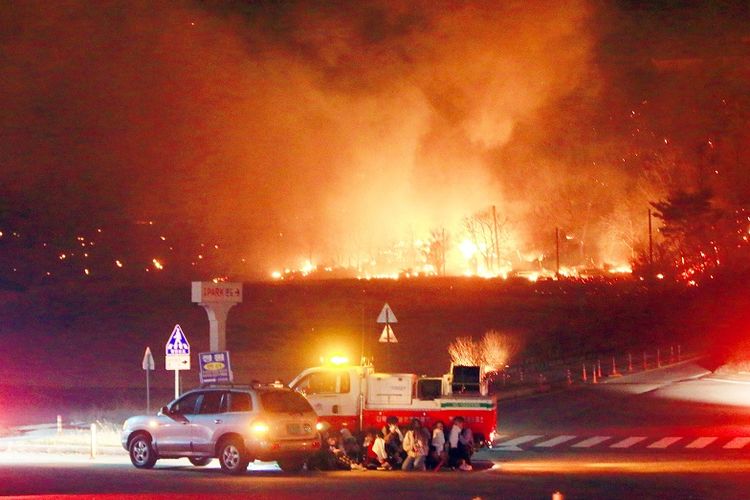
[260, 390, 313, 414]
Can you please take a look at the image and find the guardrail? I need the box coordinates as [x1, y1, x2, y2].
[490, 343, 691, 397]
[0, 419, 122, 457]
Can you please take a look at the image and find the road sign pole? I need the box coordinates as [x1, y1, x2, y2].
[376, 303, 398, 371]
[142, 347, 155, 413]
[386, 310, 390, 371]
[174, 369, 179, 399]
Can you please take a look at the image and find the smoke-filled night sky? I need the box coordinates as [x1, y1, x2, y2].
[1, 1, 749, 281]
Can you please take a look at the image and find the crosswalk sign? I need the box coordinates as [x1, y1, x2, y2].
[166, 324, 190, 356]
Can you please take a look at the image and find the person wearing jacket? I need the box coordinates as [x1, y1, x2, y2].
[365, 430, 392, 470]
[447, 416, 466, 469]
[458, 424, 474, 470]
[429, 420, 448, 471]
[401, 418, 430, 471]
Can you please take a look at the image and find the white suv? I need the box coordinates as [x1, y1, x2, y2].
[121, 386, 320, 474]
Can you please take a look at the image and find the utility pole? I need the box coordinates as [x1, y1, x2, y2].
[555, 227, 560, 278]
[648, 208, 654, 268]
[492, 205, 500, 273]
[360, 303, 365, 364]
[441, 227, 447, 276]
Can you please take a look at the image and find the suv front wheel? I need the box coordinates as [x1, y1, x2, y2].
[218, 437, 250, 475]
[129, 433, 157, 469]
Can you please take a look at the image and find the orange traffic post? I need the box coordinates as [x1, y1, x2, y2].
[628, 352, 633, 372]
[582, 363, 587, 382]
[611, 356, 619, 376]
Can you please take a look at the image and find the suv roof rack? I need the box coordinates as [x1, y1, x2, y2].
[198, 382, 251, 389]
[251, 380, 287, 390]
[197, 380, 287, 390]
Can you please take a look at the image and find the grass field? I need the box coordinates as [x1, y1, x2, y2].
[0, 275, 747, 427]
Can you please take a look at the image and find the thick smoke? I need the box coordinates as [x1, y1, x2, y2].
[1, 1, 617, 277]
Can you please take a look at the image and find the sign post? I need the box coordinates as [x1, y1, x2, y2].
[376, 303, 398, 370]
[165, 324, 191, 399]
[142, 347, 155, 413]
[191, 282, 242, 352]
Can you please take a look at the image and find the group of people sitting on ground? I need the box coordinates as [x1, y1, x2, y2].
[309, 416, 475, 472]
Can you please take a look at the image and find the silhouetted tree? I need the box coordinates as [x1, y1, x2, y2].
[649, 189, 723, 281]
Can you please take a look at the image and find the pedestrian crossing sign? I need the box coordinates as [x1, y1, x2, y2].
[166, 324, 190, 356]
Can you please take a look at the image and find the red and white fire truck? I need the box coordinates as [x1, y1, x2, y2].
[289, 359, 497, 444]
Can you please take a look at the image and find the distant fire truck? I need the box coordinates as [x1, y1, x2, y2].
[289, 359, 497, 444]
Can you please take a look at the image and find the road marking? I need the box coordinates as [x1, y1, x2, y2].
[490, 435, 508, 444]
[489, 434, 750, 452]
[724, 437, 750, 449]
[648, 437, 682, 449]
[572, 436, 611, 448]
[534, 435, 577, 448]
[493, 435, 543, 451]
[610, 436, 647, 448]
[685, 437, 717, 449]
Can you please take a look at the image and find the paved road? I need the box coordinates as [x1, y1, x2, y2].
[491, 358, 750, 437]
[4, 359, 750, 499]
[2, 453, 750, 499]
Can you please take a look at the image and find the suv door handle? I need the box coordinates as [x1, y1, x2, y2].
[214, 419, 223, 424]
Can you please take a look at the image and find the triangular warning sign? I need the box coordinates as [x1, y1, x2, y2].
[376, 303, 398, 324]
[142, 347, 155, 370]
[378, 324, 398, 343]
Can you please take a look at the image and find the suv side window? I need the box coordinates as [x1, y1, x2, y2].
[198, 391, 227, 414]
[228, 391, 252, 412]
[171, 392, 202, 415]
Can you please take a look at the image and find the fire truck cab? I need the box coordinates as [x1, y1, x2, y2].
[289, 360, 497, 444]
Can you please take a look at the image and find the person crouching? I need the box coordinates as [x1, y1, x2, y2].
[401, 418, 430, 471]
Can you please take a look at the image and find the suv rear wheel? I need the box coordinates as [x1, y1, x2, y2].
[218, 437, 250, 475]
[129, 433, 157, 469]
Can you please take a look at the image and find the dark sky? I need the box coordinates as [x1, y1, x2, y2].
[1, 0, 748, 282]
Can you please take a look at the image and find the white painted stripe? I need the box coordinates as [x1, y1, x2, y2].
[493, 435, 544, 451]
[490, 435, 508, 444]
[572, 436, 611, 448]
[724, 437, 750, 449]
[685, 437, 717, 449]
[648, 437, 682, 449]
[610, 436, 647, 448]
[534, 435, 577, 448]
